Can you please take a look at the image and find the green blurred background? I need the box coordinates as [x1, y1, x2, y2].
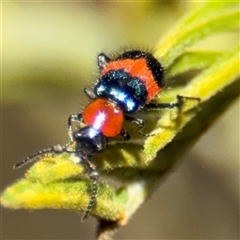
[1, 2, 239, 239]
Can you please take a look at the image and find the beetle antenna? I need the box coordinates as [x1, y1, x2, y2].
[13, 144, 69, 170]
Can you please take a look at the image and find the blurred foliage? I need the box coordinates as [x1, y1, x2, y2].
[1, 2, 239, 240]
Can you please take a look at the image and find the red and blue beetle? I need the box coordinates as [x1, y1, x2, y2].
[14, 50, 189, 221]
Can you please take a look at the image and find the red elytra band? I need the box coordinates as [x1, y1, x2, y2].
[101, 58, 161, 102]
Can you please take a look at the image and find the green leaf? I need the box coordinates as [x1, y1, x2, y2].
[1, 2, 239, 239]
[1, 155, 127, 222]
[155, 2, 239, 66]
[144, 46, 239, 161]
[166, 51, 223, 78]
